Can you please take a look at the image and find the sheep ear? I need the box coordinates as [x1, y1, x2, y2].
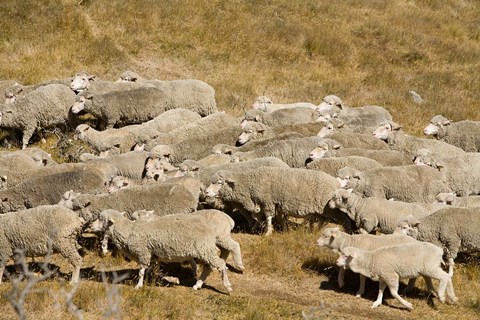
[255, 115, 262, 122]
[332, 144, 341, 150]
[1, 197, 8, 202]
[225, 177, 236, 185]
[352, 171, 363, 179]
[335, 120, 345, 128]
[441, 120, 451, 126]
[391, 122, 402, 131]
[435, 161, 444, 169]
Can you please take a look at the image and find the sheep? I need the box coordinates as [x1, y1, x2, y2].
[435, 192, 480, 207]
[308, 143, 412, 166]
[316, 95, 392, 128]
[372, 121, 465, 159]
[237, 121, 326, 145]
[413, 148, 480, 196]
[316, 227, 418, 297]
[336, 165, 451, 203]
[204, 166, 340, 235]
[251, 96, 317, 113]
[336, 242, 457, 310]
[80, 150, 150, 180]
[88, 209, 235, 292]
[0, 162, 117, 213]
[423, 115, 480, 152]
[0, 205, 87, 284]
[114, 71, 218, 116]
[142, 108, 201, 133]
[396, 206, 480, 276]
[146, 126, 243, 166]
[327, 189, 433, 234]
[317, 122, 389, 150]
[68, 182, 198, 218]
[306, 156, 383, 177]
[213, 132, 304, 155]
[0, 84, 76, 149]
[241, 107, 320, 127]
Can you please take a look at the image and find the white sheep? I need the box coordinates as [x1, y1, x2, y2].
[336, 242, 457, 310]
[241, 107, 320, 127]
[327, 188, 432, 234]
[423, 115, 480, 152]
[0, 205, 87, 284]
[306, 156, 383, 177]
[336, 165, 451, 203]
[205, 166, 340, 235]
[396, 206, 480, 276]
[317, 122, 389, 150]
[88, 209, 236, 292]
[316, 227, 418, 297]
[0, 84, 75, 149]
[237, 121, 325, 145]
[435, 192, 480, 207]
[251, 95, 317, 113]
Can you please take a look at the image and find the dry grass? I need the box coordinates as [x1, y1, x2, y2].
[0, 0, 479, 318]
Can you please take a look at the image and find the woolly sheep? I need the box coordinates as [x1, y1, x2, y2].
[237, 121, 326, 145]
[336, 165, 451, 203]
[316, 95, 392, 128]
[396, 206, 480, 276]
[0, 84, 75, 149]
[0, 162, 117, 213]
[80, 150, 150, 180]
[327, 189, 432, 234]
[306, 156, 383, 177]
[317, 122, 389, 150]
[213, 132, 304, 155]
[423, 115, 480, 152]
[114, 71, 218, 116]
[205, 166, 340, 235]
[316, 227, 418, 297]
[68, 182, 198, 218]
[88, 209, 235, 292]
[241, 107, 320, 127]
[233, 136, 325, 168]
[142, 108, 201, 133]
[372, 121, 465, 159]
[413, 149, 480, 196]
[251, 96, 317, 113]
[435, 192, 480, 207]
[0, 205, 87, 284]
[336, 242, 457, 310]
[309, 143, 412, 166]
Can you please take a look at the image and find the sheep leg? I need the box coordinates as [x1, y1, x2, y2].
[217, 238, 244, 271]
[193, 263, 212, 291]
[135, 266, 147, 289]
[385, 276, 413, 310]
[22, 126, 36, 150]
[264, 216, 274, 236]
[447, 257, 455, 276]
[371, 281, 387, 309]
[356, 275, 367, 298]
[403, 278, 416, 295]
[60, 245, 83, 284]
[101, 234, 109, 256]
[446, 277, 458, 304]
[189, 259, 198, 277]
[337, 267, 345, 288]
[0, 265, 4, 285]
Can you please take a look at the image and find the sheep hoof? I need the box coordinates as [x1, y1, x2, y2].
[447, 296, 458, 304]
[371, 302, 381, 309]
[355, 293, 363, 298]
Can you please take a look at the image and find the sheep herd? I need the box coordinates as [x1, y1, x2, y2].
[0, 71, 479, 312]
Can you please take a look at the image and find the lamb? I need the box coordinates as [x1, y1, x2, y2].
[0, 162, 117, 213]
[237, 121, 326, 145]
[306, 156, 383, 177]
[413, 148, 480, 196]
[67, 182, 198, 218]
[396, 206, 480, 276]
[336, 242, 457, 310]
[336, 165, 451, 203]
[316, 95, 393, 128]
[251, 96, 317, 113]
[114, 71, 218, 116]
[372, 121, 465, 159]
[308, 143, 412, 166]
[88, 209, 236, 292]
[241, 107, 320, 127]
[0, 205, 87, 284]
[423, 115, 480, 152]
[327, 189, 432, 234]
[316, 227, 418, 297]
[435, 192, 480, 207]
[0, 84, 76, 149]
[233, 136, 325, 168]
[204, 166, 340, 235]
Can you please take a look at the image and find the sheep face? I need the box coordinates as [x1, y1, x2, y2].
[372, 122, 401, 141]
[70, 72, 95, 92]
[4, 92, 16, 104]
[328, 189, 353, 211]
[424, 115, 450, 136]
[252, 96, 272, 110]
[317, 123, 334, 138]
[309, 143, 329, 160]
[336, 167, 362, 190]
[434, 192, 455, 205]
[423, 123, 440, 136]
[316, 95, 343, 116]
[316, 227, 341, 247]
[58, 190, 81, 209]
[108, 176, 131, 193]
[74, 124, 91, 140]
[71, 96, 87, 114]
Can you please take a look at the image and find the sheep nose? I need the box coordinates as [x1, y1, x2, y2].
[153, 174, 160, 181]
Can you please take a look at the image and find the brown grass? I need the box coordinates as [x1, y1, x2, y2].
[0, 0, 479, 318]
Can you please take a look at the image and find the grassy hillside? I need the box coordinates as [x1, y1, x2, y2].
[0, 1, 479, 319]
